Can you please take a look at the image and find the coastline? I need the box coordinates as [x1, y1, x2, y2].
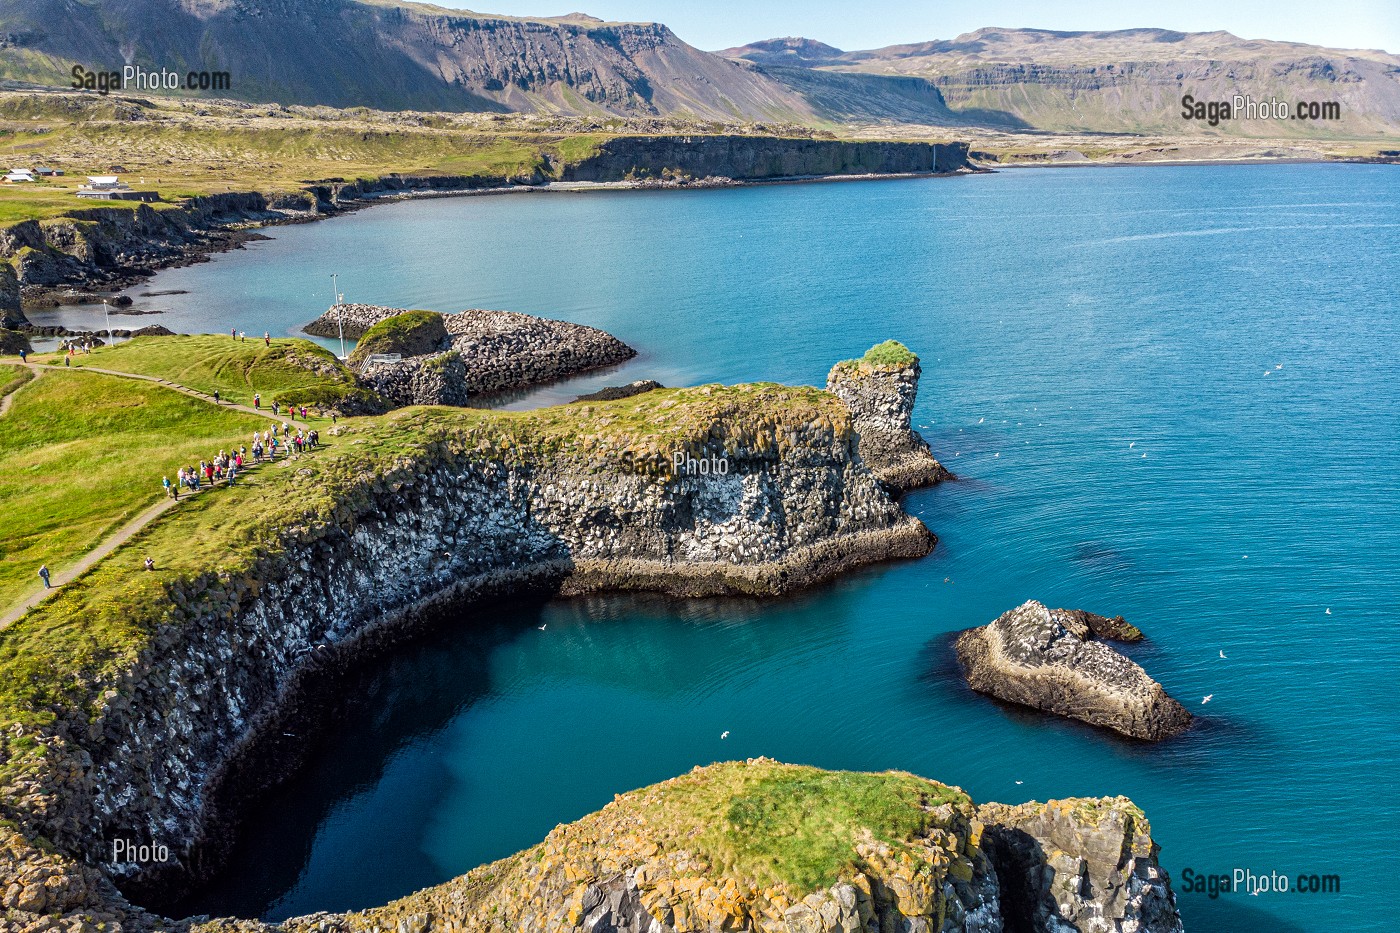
[5, 158, 981, 322]
[0, 374, 947, 927]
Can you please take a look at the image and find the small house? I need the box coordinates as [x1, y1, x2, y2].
[4, 169, 35, 183]
[75, 175, 159, 202]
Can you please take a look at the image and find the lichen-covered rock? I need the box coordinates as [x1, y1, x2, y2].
[826, 341, 950, 491]
[955, 601, 1191, 741]
[976, 797, 1184, 933]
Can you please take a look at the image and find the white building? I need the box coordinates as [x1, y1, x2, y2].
[4, 169, 35, 183]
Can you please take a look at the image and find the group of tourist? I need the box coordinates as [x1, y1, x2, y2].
[161, 423, 321, 500]
[166, 450, 243, 498]
[252, 394, 319, 422]
[250, 422, 320, 461]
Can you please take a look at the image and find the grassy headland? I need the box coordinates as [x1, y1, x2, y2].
[639, 760, 969, 891]
[63, 334, 377, 409]
[0, 345, 848, 781]
[0, 90, 833, 227]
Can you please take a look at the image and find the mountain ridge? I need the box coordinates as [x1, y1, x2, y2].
[722, 26, 1400, 135]
[0, 0, 817, 119]
[2, 5, 1397, 136]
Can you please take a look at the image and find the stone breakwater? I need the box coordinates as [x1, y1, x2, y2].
[210, 760, 1181, 933]
[0, 379, 938, 928]
[308, 305, 638, 404]
[826, 348, 952, 492]
[302, 303, 416, 340]
[955, 601, 1193, 741]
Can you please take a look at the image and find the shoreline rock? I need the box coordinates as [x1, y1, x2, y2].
[955, 600, 1192, 741]
[573, 379, 664, 403]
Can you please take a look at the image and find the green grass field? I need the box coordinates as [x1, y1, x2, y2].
[62, 335, 373, 412]
[0, 369, 266, 614]
[641, 761, 970, 891]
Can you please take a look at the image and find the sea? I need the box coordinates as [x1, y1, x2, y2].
[57, 164, 1398, 932]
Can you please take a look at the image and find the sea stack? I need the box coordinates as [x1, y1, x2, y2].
[826, 340, 950, 491]
[955, 600, 1192, 741]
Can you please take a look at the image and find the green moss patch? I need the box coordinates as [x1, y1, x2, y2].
[349, 310, 447, 365]
[628, 760, 970, 891]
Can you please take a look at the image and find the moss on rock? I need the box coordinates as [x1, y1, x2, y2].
[349, 310, 448, 365]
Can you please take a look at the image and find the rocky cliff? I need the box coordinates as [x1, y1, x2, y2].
[564, 137, 972, 182]
[0, 193, 290, 301]
[0, 375, 939, 925]
[955, 601, 1192, 741]
[827, 341, 951, 492]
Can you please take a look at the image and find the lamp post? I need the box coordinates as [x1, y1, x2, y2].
[331, 273, 345, 359]
[103, 298, 113, 347]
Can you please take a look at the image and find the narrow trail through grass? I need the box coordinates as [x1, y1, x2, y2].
[0, 365, 291, 617]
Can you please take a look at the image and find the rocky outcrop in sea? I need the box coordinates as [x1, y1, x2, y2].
[308, 305, 638, 404]
[955, 600, 1192, 741]
[826, 341, 951, 491]
[574, 380, 664, 402]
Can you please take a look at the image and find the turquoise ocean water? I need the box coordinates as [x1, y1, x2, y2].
[96, 165, 1400, 931]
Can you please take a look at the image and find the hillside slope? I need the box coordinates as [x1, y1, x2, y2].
[0, 0, 817, 120]
[723, 27, 1400, 136]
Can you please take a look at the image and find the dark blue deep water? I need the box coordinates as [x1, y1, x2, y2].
[115, 166, 1400, 931]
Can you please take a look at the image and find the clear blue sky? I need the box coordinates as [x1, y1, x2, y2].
[437, 0, 1400, 54]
